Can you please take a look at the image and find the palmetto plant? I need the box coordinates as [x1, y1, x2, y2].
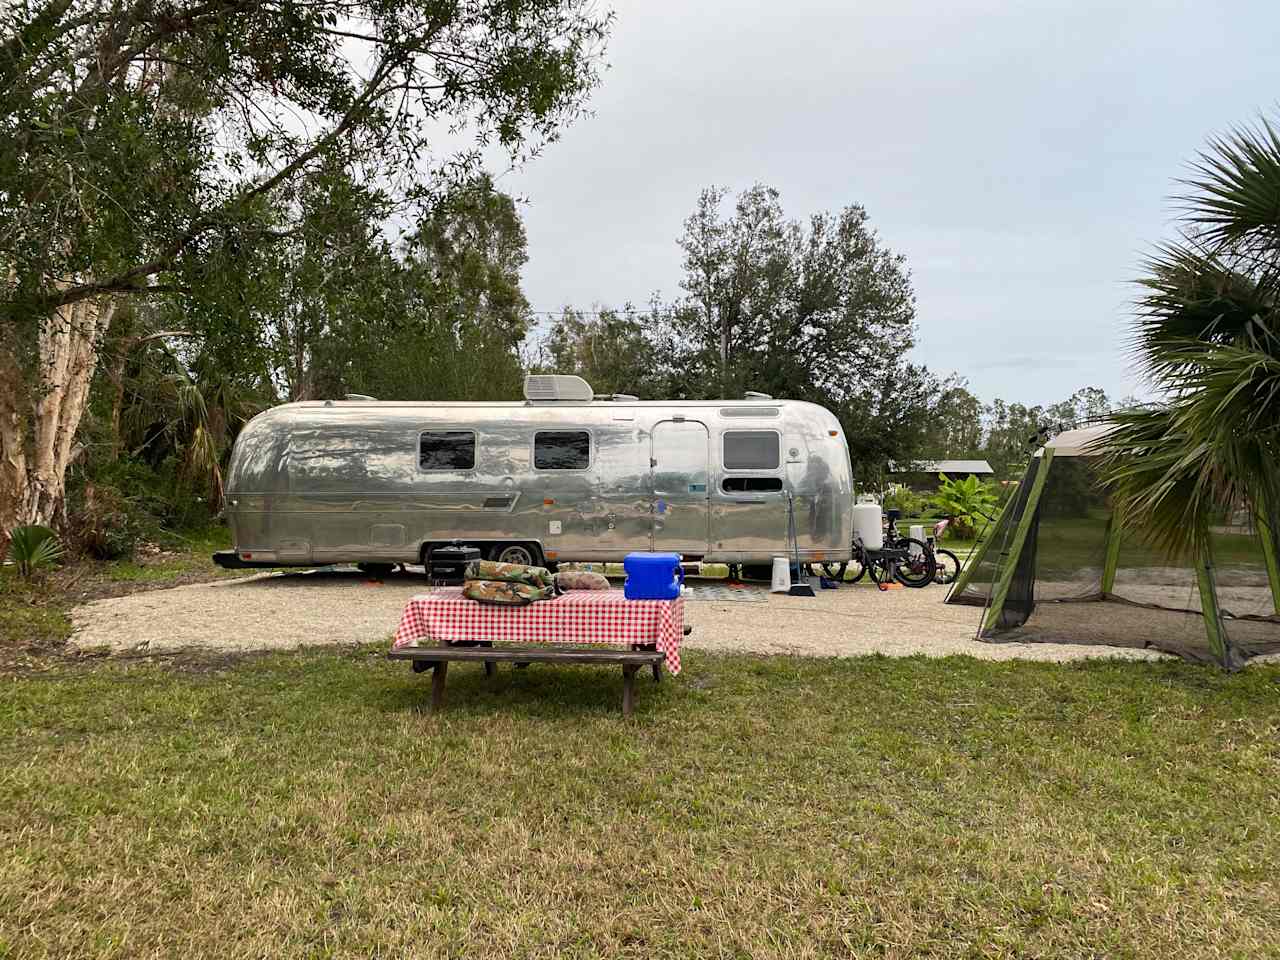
[7, 525, 63, 579]
[1099, 117, 1280, 562]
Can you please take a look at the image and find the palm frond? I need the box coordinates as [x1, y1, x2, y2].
[1103, 111, 1280, 589]
[1134, 245, 1279, 373]
[1099, 340, 1280, 558]
[1179, 116, 1280, 249]
[7, 524, 63, 578]
[1097, 407, 1218, 558]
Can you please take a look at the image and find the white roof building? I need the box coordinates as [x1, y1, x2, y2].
[886, 459, 995, 475]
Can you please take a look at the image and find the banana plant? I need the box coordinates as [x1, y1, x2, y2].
[928, 474, 999, 538]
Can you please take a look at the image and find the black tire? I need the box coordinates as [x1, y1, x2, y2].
[740, 563, 774, 582]
[933, 549, 960, 586]
[357, 562, 395, 577]
[822, 553, 868, 583]
[814, 561, 847, 581]
[893, 539, 936, 588]
[848, 553, 867, 583]
[490, 542, 539, 566]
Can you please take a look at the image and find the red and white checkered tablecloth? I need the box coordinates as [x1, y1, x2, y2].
[392, 589, 684, 674]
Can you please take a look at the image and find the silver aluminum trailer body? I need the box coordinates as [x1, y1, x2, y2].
[220, 398, 853, 567]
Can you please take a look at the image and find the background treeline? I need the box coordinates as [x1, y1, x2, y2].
[533, 185, 1122, 483]
[84, 179, 1114, 560]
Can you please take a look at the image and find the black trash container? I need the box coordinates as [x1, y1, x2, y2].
[428, 544, 481, 585]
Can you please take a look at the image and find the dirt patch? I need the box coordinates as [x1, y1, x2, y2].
[69, 568, 1166, 663]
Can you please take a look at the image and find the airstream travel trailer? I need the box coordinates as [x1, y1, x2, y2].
[213, 376, 854, 573]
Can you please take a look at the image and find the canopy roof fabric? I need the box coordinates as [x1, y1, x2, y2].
[1033, 424, 1115, 457]
[948, 440, 1280, 669]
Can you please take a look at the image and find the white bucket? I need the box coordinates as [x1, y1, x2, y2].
[909, 524, 924, 556]
[771, 556, 792, 593]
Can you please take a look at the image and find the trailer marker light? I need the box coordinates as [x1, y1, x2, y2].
[829, 430, 838, 436]
[543, 498, 555, 506]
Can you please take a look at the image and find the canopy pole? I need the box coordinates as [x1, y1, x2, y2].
[1100, 504, 1125, 597]
[982, 450, 1054, 634]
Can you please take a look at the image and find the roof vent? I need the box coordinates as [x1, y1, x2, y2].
[743, 390, 772, 400]
[523, 374, 594, 402]
[344, 393, 377, 401]
[602, 393, 638, 402]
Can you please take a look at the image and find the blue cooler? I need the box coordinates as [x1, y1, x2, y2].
[623, 552, 684, 600]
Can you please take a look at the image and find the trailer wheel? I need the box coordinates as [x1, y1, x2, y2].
[491, 543, 538, 567]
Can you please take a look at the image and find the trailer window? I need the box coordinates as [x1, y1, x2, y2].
[534, 431, 590, 470]
[723, 431, 779, 470]
[419, 431, 475, 470]
[721, 476, 783, 493]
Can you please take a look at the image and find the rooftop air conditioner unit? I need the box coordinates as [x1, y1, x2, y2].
[523, 374, 595, 402]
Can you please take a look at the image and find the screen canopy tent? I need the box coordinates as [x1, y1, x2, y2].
[947, 425, 1280, 668]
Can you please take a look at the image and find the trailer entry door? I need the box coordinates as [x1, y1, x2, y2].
[650, 419, 711, 556]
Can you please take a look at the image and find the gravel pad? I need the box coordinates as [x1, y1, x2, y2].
[70, 567, 1168, 662]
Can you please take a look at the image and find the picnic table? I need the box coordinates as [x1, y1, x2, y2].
[389, 589, 686, 716]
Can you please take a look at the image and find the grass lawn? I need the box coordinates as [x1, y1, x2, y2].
[3, 650, 1279, 958]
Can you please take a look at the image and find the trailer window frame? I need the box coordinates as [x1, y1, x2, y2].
[532, 429, 593, 471]
[417, 429, 478, 472]
[721, 429, 782, 472]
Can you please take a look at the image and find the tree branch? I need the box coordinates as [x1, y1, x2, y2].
[38, 51, 405, 311]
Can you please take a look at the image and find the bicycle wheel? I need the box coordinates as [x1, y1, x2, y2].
[933, 548, 960, 585]
[818, 553, 866, 583]
[813, 561, 846, 581]
[848, 553, 867, 583]
[893, 538, 936, 588]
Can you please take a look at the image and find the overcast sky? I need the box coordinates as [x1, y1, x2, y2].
[496, 0, 1280, 407]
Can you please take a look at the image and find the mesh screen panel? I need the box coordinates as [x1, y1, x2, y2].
[946, 453, 1280, 664]
[1032, 457, 1109, 602]
[947, 464, 1037, 613]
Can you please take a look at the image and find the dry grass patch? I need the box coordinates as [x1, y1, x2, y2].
[2, 650, 1279, 958]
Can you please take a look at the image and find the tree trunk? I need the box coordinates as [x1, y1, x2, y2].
[106, 349, 128, 462]
[0, 296, 115, 537]
[0, 349, 27, 549]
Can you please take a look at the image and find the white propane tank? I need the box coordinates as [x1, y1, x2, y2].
[909, 524, 925, 557]
[852, 500, 883, 551]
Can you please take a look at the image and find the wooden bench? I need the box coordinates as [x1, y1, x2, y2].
[388, 645, 667, 717]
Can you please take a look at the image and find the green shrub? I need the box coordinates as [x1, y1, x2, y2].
[66, 483, 154, 561]
[78, 455, 215, 533]
[7, 525, 63, 578]
[881, 486, 926, 518]
[928, 474, 999, 539]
